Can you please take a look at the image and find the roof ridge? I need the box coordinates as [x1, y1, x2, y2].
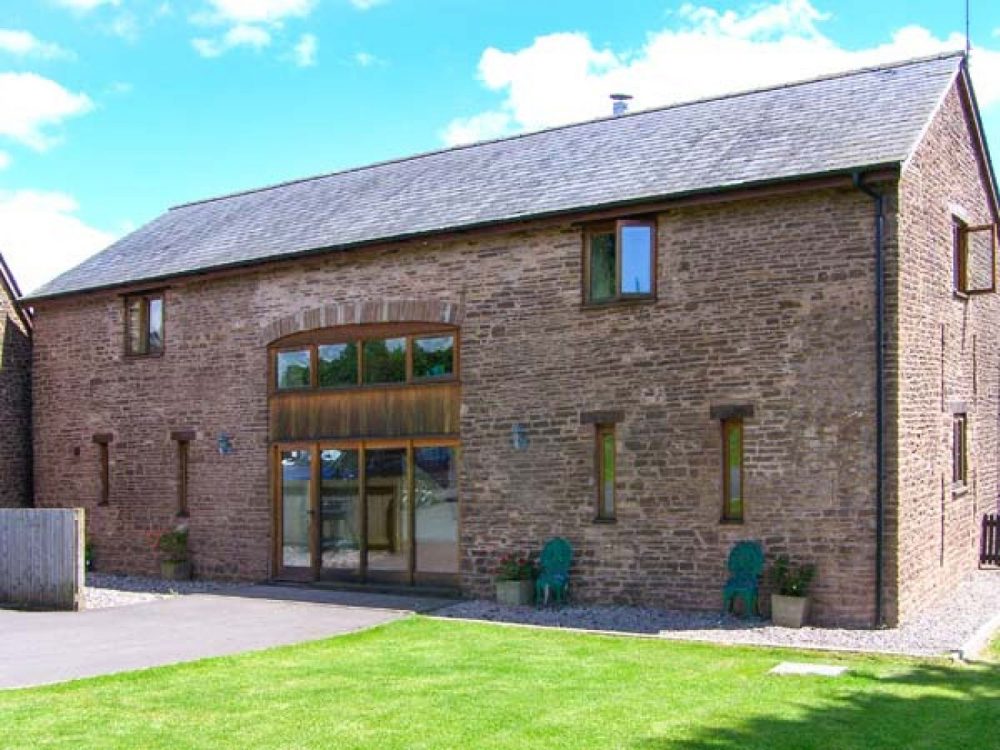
[170, 50, 965, 212]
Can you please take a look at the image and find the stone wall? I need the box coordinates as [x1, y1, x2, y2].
[0, 273, 31, 507]
[893, 79, 999, 623]
[32, 184, 885, 625]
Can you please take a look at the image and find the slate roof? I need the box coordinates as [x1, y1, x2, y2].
[31, 52, 966, 299]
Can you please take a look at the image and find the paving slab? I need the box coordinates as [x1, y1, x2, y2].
[0, 586, 447, 690]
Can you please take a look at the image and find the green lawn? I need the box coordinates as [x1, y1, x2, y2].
[2, 617, 998, 750]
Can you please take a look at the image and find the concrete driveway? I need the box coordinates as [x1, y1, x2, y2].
[0, 586, 450, 690]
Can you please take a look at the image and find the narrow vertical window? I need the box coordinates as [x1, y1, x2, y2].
[177, 439, 190, 517]
[953, 414, 967, 487]
[93, 434, 112, 505]
[722, 418, 743, 522]
[125, 293, 165, 355]
[596, 424, 616, 520]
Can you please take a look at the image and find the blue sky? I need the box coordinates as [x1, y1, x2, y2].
[2, 0, 1000, 292]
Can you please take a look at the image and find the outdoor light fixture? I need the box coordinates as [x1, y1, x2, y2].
[511, 423, 529, 451]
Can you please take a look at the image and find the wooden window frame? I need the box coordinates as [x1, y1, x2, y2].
[582, 218, 657, 306]
[123, 292, 165, 357]
[954, 218, 997, 295]
[172, 431, 195, 518]
[952, 413, 968, 487]
[595, 424, 616, 521]
[271, 328, 459, 395]
[721, 418, 744, 523]
[93, 434, 112, 506]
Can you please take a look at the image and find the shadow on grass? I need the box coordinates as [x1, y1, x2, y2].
[635, 662, 1000, 750]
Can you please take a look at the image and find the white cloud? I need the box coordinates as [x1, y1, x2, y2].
[291, 33, 318, 67]
[442, 0, 1000, 145]
[0, 190, 117, 294]
[107, 13, 140, 42]
[353, 51, 381, 67]
[348, 0, 385, 9]
[52, 0, 120, 11]
[0, 29, 73, 60]
[0, 151, 10, 170]
[192, 24, 272, 58]
[0, 73, 93, 151]
[197, 0, 316, 25]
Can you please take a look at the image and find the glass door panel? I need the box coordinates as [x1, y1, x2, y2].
[414, 446, 458, 577]
[319, 448, 361, 578]
[364, 448, 409, 579]
[280, 449, 312, 572]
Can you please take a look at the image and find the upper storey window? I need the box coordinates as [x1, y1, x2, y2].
[953, 217, 996, 295]
[584, 219, 656, 304]
[125, 293, 164, 356]
[274, 331, 457, 392]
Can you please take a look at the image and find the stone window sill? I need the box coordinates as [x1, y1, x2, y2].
[952, 482, 969, 497]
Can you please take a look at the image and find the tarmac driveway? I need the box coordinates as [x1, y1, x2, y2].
[0, 585, 449, 690]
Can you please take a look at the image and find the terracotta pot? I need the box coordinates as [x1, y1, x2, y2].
[496, 579, 534, 606]
[161, 560, 192, 581]
[771, 593, 809, 628]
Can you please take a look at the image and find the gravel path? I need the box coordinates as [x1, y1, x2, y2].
[436, 569, 1000, 658]
[84, 574, 241, 610]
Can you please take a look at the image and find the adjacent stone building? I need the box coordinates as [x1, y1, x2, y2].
[0, 254, 32, 507]
[26, 53, 998, 626]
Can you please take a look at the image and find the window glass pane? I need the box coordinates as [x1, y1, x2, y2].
[620, 224, 653, 295]
[363, 338, 406, 384]
[276, 350, 311, 389]
[415, 447, 458, 574]
[318, 343, 358, 388]
[365, 448, 409, 576]
[320, 449, 360, 574]
[281, 449, 311, 568]
[589, 232, 615, 301]
[147, 298, 164, 353]
[725, 422, 742, 520]
[126, 298, 144, 354]
[413, 336, 454, 379]
[601, 432, 615, 518]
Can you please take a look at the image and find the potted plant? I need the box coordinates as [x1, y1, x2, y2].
[768, 555, 816, 628]
[495, 552, 536, 606]
[84, 542, 95, 572]
[150, 527, 192, 581]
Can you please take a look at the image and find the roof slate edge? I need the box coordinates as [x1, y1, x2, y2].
[25, 162, 903, 303]
[169, 50, 965, 213]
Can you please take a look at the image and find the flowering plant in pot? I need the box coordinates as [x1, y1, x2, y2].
[495, 552, 537, 606]
[768, 555, 816, 628]
[149, 527, 192, 581]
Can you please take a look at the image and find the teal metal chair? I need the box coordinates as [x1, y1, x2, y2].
[723, 541, 764, 617]
[535, 537, 573, 606]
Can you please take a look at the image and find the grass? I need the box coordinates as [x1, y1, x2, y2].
[1, 616, 998, 750]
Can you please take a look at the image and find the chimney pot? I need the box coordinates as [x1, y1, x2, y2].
[610, 93, 633, 116]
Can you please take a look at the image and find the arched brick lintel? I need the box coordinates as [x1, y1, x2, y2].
[262, 299, 463, 344]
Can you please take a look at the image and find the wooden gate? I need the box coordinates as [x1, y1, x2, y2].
[981, 514, 1000, 567]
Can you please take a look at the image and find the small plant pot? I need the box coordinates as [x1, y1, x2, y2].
[771, 593, 809, 628]
[161, 560, 192, 581]
[496, 579, 534, 606]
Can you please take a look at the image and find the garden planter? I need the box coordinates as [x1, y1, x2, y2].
[161, 560, 192, 581]
[771, 594, 809, 628]
[496, 580, 534, 606]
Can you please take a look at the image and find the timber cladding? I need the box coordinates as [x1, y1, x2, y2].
[26, 76, 997, 628]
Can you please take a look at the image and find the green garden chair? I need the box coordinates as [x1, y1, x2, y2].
[535, 537, 573, 606]
[722, 540, 764, 617]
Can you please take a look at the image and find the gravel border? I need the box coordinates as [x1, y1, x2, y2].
[435, 569, 1000, 658]
[84, 574, 242, 610]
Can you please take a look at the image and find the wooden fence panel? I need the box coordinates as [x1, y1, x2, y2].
[0, 508, 85, 610]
